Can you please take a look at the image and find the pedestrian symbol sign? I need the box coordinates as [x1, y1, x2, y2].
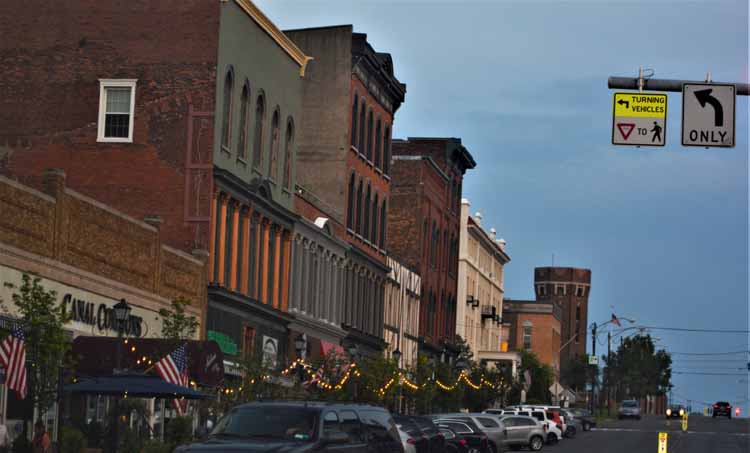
[658, 432, 668, 453]
[612, 92, 667, 146]
[682, 83, 735, 147]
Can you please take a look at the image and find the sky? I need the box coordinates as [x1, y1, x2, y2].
[256, 0, 750, 412]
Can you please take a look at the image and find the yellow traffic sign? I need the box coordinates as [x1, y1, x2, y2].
[612, 92, 668, 146]
[658, 432, 668, 453]
[614, 93, 668, 118]
[681, 413, 688, 432]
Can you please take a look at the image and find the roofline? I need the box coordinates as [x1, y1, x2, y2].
[284, 24, 353, 33]
[467, 223, 510, 263]
[398, 137, 477, 170]
[234, 0, 313, 77]
[391, 155, 450, 183]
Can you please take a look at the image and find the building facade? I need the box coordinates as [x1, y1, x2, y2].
[456, 199, 519, 372]
[383, 258, 421, 370]
[0, 171, 206, 438]
[503, 299, 562, 374]
[387, 138, 475, 359]
[285, 26, 406, 355]
[533, 267, 591, 373]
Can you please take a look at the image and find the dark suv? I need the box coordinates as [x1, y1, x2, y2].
[713, 401, 732, 418]
[175, 401, 404, 452]
[394, 415, 445, 453]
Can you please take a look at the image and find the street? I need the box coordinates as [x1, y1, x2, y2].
[554, 416, 750, 453]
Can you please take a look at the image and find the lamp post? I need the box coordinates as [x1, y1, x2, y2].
[392, 349, 402, 413]
[294, 334, 307, 383]
[111, 298, 131, 452]
[347, 345, 360, 401]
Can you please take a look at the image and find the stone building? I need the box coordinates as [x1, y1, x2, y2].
[456, 199, 519, 373]
[0, 171, 206, 439]
[285, 26, 406, 355]
[383, 258, 421, 370]
[534, 267, 592, 373]
[387, 138, 475, 360]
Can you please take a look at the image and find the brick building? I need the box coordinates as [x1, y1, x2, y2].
[533, 267, 592, 373]
[0, 0, 313, 366]
[502, 299, 562, 374]
[285, 26, 406, 355]
[383, 258, 421, 370]
[0, 171, 206, 437]
[387, 138, 476, 359]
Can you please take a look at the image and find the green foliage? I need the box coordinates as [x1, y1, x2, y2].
[59, 426, 86, 453]
[166, 416, 194, 447]
[561, 354, 590, 391]
[159, 298, 199, 340]
[80, 421, 104, 448]
[604, 334, 672, 400]
[12, 434, 31, 453]
[142, 439, 174, 453]
[357, 353, 399, 404]
[3, 273, 71, 415]
[519, 350, 554, 404]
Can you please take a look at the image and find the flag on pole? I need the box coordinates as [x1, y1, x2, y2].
[304, 366, 324, 388]
[611, 313, 622, 327]
[155, 344, 189, 415]
[0, 326, 27, 399]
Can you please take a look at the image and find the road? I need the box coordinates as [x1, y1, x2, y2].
[552, 415, 749, 453]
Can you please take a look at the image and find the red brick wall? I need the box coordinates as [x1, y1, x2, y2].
[0, 0, 220, 253]
[507, 311, 562, 371]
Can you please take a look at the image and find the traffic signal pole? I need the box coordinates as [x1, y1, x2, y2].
[608, 76, 749, 95]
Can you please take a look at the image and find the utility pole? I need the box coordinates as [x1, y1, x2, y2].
[607, 331, 611, 416]
[590, 322, 597, 414]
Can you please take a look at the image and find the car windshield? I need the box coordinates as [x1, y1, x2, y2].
[622, 401, 638, 408]
[211, 406, 319, 441]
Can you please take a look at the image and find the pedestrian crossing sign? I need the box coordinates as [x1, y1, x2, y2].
[658, 432, 668, 453]
[612, 92, 668, 146]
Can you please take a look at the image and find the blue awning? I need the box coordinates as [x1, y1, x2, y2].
[63, 374, 212, 399]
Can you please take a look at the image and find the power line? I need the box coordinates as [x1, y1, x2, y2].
[673, 371, 748, 376]
[670, 350, 749, 356]
[639, 325, 749, 334]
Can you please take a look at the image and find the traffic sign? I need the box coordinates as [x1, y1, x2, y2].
[658, 432, 668, 453]
[681, 413, 688, 432]
[588, 355, 599, 365]
[612, 92, 667, 146]
[682, 83, 735, 147]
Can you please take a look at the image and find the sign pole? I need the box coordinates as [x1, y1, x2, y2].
[608, 76, 749, 95]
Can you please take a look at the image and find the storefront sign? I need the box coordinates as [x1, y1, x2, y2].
[61, 293, 144, 337]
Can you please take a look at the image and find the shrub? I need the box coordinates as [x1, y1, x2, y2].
[142, 440, 174, 453]
[59, 426, 86, 453]
[166, 416, 193, 447]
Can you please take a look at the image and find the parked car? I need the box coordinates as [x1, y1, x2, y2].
[394, 415, 445, 453]
[497, 415, 546, 451]
[499, 408, 563, 444]
[431, 413, 507, 453]
[433, 418, 491, 453]
[617, 400, 642, 420]
[399, 426, 418, 453]
[558, 409, 582, 438]
[567, 408, 596, 431]
[513, 406, 567, 437]
[713, 401, 732, 418]
[175, 401, 404, 452]
[666, 404, 686, 419]
[437, 426, 470, 453]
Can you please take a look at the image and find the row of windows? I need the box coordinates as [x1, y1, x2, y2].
[350, 92, 392, 175]
[423, 219, 458, 275]
[536, 284, 587, 297]
[221, 68, 294, 190]
[423, 290, 456, 339]
[346, 172, 387, 251]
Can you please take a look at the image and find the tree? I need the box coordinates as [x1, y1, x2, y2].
[605, 334, 672, 401]
[3, 273, 71, 420]
[516, 350, 554, 404]
[158, 298, 199, 340]
[561, 354, 590, 392]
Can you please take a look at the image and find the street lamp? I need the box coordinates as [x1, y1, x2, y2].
[347, 344, 360, 401]
[294, 334, 307, 382]
[112, 298, 130, 452]
[392, 349, 402, 367]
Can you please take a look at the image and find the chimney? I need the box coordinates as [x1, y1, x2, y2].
[490, 228, 497, 240]
[474, 212, 482, 226]
[497, 238, 507, 250]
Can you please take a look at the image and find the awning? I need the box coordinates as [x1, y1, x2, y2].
[64, 374, 213, 399]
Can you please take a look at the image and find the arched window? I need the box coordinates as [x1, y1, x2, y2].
[269, 109, 280, 180]
[372, 193, 379, 246]
[283, 118, 294, 189]
[237, 82, 249, 158]
[252, 93, 265, 168]
[374, 119, 382, 169]
[358, 100, 366, 152]
[221, 69, 234, 150]
[346, 172, 355, 230]
[363, 183, 371, 240]
[379, 200, 387, 249]
[383, 125, 391, 175]
[355, 178, 363, 235]
[366, 109, 373, 161]
[523, 321, 533, 350]
[351, 93, 359, 148]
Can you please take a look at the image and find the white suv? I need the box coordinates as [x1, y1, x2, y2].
[499, 408, 563, 444]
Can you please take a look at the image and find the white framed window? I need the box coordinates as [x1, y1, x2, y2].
[97, 79, 137, 143]
[555, 284, 566, 296]
[576, 285, 585, 297]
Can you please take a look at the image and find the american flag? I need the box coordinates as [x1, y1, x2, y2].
[611, 313, 622, 327]
[0, 327, 27, 399]
[155, 344, 189, 415]
[303, 366, 325, 388]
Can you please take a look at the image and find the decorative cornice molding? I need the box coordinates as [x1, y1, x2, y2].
[233, 0, 313, 77]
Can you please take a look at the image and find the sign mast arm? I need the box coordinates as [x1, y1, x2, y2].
[609, 76, 749, 95]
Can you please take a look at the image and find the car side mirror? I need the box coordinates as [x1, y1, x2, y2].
[323, 430, 350, 445]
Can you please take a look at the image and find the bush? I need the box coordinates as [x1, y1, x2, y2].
[166, 416, 193, 447]
[81, 421, 104, 448]
[12, 435, 31, 453]
[59, 426, 87, 453]
[142, 440, 174, 453]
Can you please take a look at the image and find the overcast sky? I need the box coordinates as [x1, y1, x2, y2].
[257, 0, 749, 411]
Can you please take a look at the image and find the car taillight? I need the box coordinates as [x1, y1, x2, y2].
[437, 433, 444, 439]
[543, 424, 548, 432]
[407, 438, 416, 445]
[458, 438, 467, 447]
